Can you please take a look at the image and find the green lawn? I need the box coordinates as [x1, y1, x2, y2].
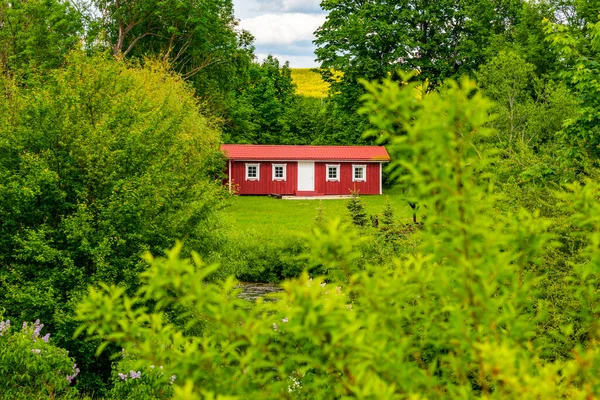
[220, 187, 414, 240]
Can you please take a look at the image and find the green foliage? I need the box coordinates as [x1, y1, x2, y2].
[315, 0, 525, 101]
[224, 55, 296, 144]
[478, 51, 578, 147]
[380, 196, 396, 227]
[304, 219, 366, 281]
[0, 0, 82, 78]
[108, 355, 174, 400]
[224, 234, 306, 283]
[0, 318, 79, 399]
[87, 0, 253, 95]
[0, 54, 226, 389]
[545, 18, 600, 163]
[313, 200, 328, 230]
[74, 76, 600, 398]
[345, 190, 368, 227]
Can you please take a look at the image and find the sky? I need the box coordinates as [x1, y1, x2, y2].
[232, 0, 327, 68]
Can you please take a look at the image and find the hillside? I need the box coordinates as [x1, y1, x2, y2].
[290, 68, 330, 98]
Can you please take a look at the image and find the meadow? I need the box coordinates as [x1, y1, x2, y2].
[220, 187, 413, 240]
[217, 188, 418, 282]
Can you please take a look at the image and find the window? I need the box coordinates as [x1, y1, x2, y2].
[272, 164, 287, 181]
[326, 164, 340, 182]
[245, 163, 260, 181]
[353, 164, 367, 182]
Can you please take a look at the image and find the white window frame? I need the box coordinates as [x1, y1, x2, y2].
[352, 164, 367, 182]
[326, 164, 340, 182]
[272, 163, 287, 181]
[245, 163, 260, 181]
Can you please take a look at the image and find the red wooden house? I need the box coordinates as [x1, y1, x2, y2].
[222, 144, 390, 196]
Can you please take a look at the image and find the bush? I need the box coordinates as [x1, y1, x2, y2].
[107, 354, 174, 400]
[226, 234, 307, 282]
[74, 76, 600, 399]
[0, 319, 79, 399]
[0, 53, 226, 390]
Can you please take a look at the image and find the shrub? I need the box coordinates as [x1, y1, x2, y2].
[0, 319, 79, 399]
[75, 77, 600, 399]
[0, 54, 227, 388]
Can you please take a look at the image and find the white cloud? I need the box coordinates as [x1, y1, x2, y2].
[257, 0, 324, 13]
[239, 13, 326, 45]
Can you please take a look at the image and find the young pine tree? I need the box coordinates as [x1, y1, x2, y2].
[346, 189, 368, 227]
[380, 196, 396, 226]
[313, 200, 328, 230]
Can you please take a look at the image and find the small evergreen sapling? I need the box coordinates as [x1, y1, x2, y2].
[313, 200, 328, 230]
[346, 189, 368, 227]
[380, 196, 396, 226]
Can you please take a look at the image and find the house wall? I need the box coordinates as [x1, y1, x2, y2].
[230, 161, 298, 195]
[315, 162, 381, 195]
[229, 160, 383, 195]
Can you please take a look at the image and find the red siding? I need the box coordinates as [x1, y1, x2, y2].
[231, 161, 298, 195]
[315, 162, 381, 195]
[229, 161, 382, 195]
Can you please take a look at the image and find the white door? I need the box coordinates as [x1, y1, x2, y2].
[297, 162, 315, 191]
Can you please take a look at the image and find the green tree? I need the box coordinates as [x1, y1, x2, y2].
[314, 0, 528, 145]
[545, 18, 600, 163]
[224, 55, 296, 144]
[315, 0, 525, 97]
[0, 0, 82, 79]
[85, 0, 255, 118]
[380, 196, 396, 227]
[0, 54, 226, 390]
[346, 190, 368, 227]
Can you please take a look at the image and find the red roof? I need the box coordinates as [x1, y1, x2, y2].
[221, 144, 390, 162]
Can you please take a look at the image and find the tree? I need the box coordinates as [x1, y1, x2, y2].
[85, 0, 255, 117]
[478, 51, 536, 145]
[0, 54, 226, 389]
[0, 0, 82, 79]
[224, 55, 296, 144]
[545, 18, 600, 162]
[315, 0, 525, 101]
[346, 190, 368, 227]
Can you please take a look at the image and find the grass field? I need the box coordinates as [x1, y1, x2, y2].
[220, 187, 414, 240]
[289, 68, 344, 98]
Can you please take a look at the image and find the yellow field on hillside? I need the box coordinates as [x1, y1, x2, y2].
[290, 68, 338, 98]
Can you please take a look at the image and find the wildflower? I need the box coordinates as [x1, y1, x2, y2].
[42, 333, 50, 343]
[32, 320, 43, 338]
[66, 363, 80, 383]
[320, 282, 326, 288]
[31, 349, 41, 354]
[129, 370, 141, 379]
[0, 320, 10, 336]
[22, 321, 27, 330]
[118, 373, 128, 381]
[288, 376, 302, 393]
[150, 365, 155, 369]
[282, 318, 288, 323]
[336, 286, 341, 293]
[273, 323, 278, 331]
[307, 277, 312, 286]
[169, 374, 176, 385]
